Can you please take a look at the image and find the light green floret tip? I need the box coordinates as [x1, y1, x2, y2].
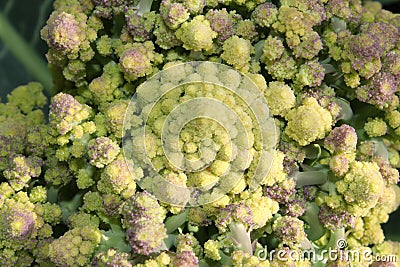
[6, 82, 47, 114]
[68, 212, 100, 229]
[88, 62, 124, 104]
[336, 161, 386, 216]
[262, 36, 285, 62]
[264, 81, 295, 117]
[97, 157, 142, 199]
[29, 186, 47, 204]
[204, 239, 221, 261]
[104, 100, 129, 139]
[221, 36, 253, 73]
[175, 15, 217, 51]
[285, 98, 333, 146]
[364, 117, 387, 137]
[385, 110, 400, 129]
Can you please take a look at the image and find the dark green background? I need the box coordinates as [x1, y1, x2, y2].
[0, 0, 399, 241]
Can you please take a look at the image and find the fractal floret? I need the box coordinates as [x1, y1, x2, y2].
[1, 0, 400, 266]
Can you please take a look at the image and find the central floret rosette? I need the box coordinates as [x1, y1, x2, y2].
[122, 62, 278, 206]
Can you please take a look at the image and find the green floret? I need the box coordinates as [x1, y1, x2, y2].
[40, 202, 62, 225]
[97, 157, 142, 199]
[231, 250, 269, 267]
[221, 36, 253, 73]
[285, 98, 333, 146]
[287, 30, 323, 59]
[29, 186, 47, 204]
[385, 110, 400, 129]
[104, 100, 129, 139]
[264, 51, 297, 81]
[364, 117, 387, 137]
[235, 20, 258, 42]
[88, 62, 124, 104]
[264, 81, 296, 117]
[3, 155, 42, 191]
[294, 60, 325, 89]
[175, 233, 202, 256]
[6, 82, 47, 114]
[175, 15, 217, 51]
[47, 226, 102, 266]
[261, 35, 285, 62]
[204, 239, 221, 261]
[336, 161, 386, 216]
[153, 14, 183, 49]
[272, 6, 307, 37]
[68, 212, 100, 229]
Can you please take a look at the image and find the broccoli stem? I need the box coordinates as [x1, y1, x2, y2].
[302, 202, 326, 241]
[165, 208, 189, 234]
[324, 228, 345, 250]
[229, 222, 253, 255]
[136, 0, 154, 15]
[294, 170, 328, 188]
[0, 12, 52, 94]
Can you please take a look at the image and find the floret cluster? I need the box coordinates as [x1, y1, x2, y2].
[1, 0, 400, 266]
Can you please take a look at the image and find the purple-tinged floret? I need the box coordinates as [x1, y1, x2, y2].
[205, 9, 240, 43]
[288, 31, 323, 59]
[102, 194, 123, 217]
[91, 249, 132, 267]
[295, 60, 325, 88]
[373, 156, 400, 185]
[49, 93, 90, 135]
[93, 0, 134, 8]
[301, 186, 318, 202]
[264, 180, 296, 204]
[272, 216, 307, 248]
[278, 140, 306, 175]
[160, 0, 189, 29]
[119, 42, 155, 81]
[3, 155, 43, 191]
[4, 210, 36, 240]
[325, 0, 352, 20]
[346, 33, 384, 74]
[43, 11, 83, 54]
[215, 203, 253, 232]
[324, 124, 357, 154]
[251, 2, 278, 28]
[361, 22, 399, 53]
[383, 50, 400, 76]
[356, 71, 398, 109]
[318, 204, 355, 231]
[281, 198, 306, 217]
[125, 220, 167, 255]
[369, 261, 397, 267]
[87, 137, 120, 168]
[120, 191, 167, 255]
[125, 9, 156, 42]
[172, 251, 199, 267]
